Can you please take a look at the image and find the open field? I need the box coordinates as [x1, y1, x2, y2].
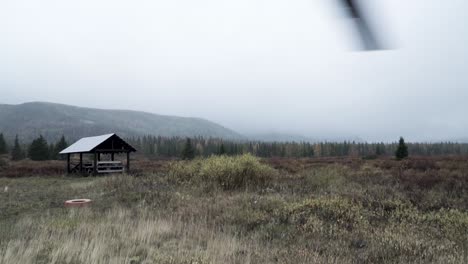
[1, 155, 468, 263]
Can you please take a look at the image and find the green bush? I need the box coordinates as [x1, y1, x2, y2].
[169, 154, 277, 190]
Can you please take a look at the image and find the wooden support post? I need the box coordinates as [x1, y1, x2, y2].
[126, 152, 130, 172]
[93, 152, 98, 175]
[111, 153, 114, 161]
[79, 153, 83, 173]
[67, 154, 71, 173]
[98, 153, 101, 161]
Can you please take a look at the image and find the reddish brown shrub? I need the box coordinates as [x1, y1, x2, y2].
[0, 160, 65, 177]
[405, 158, 439, 171]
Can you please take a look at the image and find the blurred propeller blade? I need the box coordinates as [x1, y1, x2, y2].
[340, 0, 383, 51]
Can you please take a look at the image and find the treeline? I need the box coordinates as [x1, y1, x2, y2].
[0, 133, 68, 161]
[126, 135, 468, 158]
[2, 133, 468, 161]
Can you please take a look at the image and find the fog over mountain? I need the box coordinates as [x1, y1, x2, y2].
[0, 102, 243, 142]
[1, 1, 468, 142]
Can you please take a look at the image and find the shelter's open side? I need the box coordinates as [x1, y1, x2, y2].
[59, 133, 136, 174]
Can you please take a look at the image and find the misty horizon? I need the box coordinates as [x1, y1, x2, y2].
[1, 100, 466, 144]
[2, 1, 468, 142]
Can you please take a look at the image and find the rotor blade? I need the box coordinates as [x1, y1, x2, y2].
[340, 0, 382, 51]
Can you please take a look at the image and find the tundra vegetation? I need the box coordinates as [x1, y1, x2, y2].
[1, 154, 468, 263]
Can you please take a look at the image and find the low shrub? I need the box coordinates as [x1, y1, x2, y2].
[267, 158, 306, 173]
[362, 154, 378, 160]
[286, 197, 368, 233]
[0, 157, 8, 169]
[405, 159, 439, 171]
[0, 160, 65, 177]
[169, 154, 278, 190]
[374, 159, 399, 170]
[301, 165, 348, 191]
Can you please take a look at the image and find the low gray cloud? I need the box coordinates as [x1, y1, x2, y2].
[1, 0, 467, 142]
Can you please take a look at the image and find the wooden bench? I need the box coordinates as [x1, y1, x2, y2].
[96, 161, 124, 173]
[70, 161, 125, 174]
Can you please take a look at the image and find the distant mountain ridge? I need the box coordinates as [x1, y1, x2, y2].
[0, 102, 243, 142]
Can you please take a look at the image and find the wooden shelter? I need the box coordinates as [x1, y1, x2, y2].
[60, 133, 136, 174]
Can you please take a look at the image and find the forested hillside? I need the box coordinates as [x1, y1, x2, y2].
[0, 102, 242, 142]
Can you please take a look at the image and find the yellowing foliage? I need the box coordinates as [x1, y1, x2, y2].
[169, 154, 277, 190]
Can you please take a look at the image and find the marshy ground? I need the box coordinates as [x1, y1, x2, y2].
[1, 155, 468, 263]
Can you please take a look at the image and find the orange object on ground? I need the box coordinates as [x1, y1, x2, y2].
[64, 199, 92, 207]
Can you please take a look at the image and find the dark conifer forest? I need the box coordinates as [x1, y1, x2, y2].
[5, 133, 468, 161]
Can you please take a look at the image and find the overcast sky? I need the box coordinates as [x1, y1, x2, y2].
[1, 0, 467, 142]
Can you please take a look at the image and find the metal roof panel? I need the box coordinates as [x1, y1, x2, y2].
[59, 133, 115, 154]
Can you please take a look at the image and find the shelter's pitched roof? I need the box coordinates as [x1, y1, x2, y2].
[59, 133, 135, 154]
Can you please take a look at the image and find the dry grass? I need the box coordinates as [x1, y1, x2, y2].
[1, 208, 249, 264]
[1, 156, 468, 263]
